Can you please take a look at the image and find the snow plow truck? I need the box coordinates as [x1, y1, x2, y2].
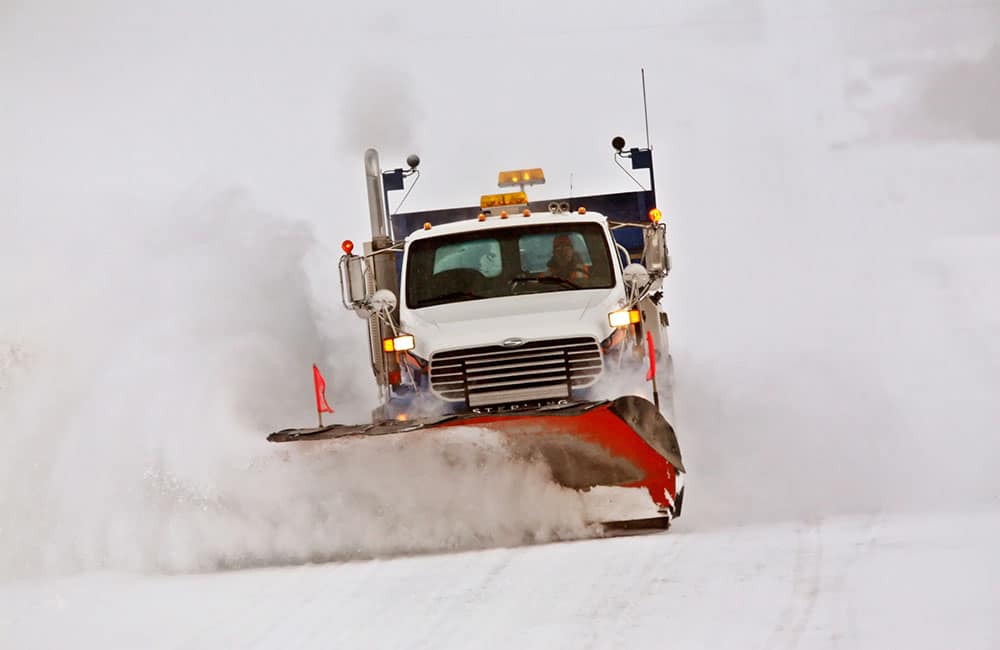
[268, 137, 685, 530]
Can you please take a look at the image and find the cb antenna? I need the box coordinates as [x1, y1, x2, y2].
[610, 69, 656, 193]
[641, 68, 650, 149]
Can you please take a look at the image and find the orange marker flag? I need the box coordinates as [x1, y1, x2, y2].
[646, 331, 660, 410]
[312, 364, 334, 426]
[645, 331, 656, 381]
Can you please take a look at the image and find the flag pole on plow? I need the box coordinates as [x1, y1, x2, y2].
[645, 331, 660, 411]
[312, 363, 334, 427]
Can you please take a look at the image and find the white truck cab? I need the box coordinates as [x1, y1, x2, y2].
[399, 211, 636, 408]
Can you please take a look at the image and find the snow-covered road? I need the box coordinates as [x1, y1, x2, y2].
[4, 509, 997, 649]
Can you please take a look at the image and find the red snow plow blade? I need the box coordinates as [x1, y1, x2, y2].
[268, 395, 684, 516]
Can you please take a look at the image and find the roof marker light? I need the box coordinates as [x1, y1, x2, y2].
[522, 209, 531, 217]
[478, 213, 486, 222]
[423, 222, 432, 230]
[578, 206, 587, 215]
[649, 208, 663, 223]
[342, 240, 354, 254]
[500, 211, 508, 219]
[481, 191, 528, 208]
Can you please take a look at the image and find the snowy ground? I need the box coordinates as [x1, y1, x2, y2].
[3, 509, 998, 649]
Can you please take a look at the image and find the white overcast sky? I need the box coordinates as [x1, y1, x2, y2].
[3, 0, 996, 238]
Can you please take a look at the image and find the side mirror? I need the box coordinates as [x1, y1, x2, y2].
[339, 252, 370, 309]
[643, 225, 670, 275]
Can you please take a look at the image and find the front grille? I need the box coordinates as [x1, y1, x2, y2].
[429, 337, 603, 407]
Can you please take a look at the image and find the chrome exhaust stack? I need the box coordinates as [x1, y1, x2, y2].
[364, 148, 392, 247]
[361, 148, 400, 398]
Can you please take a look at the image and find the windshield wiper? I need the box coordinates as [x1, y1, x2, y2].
[417, 291, 484, 307]
[510, 275, 581, 290]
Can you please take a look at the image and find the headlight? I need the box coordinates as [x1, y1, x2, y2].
[382, 334, 415, 352]
[608, 309, 640, 328]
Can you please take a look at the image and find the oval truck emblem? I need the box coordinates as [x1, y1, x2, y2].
[501, 337, 525, 348]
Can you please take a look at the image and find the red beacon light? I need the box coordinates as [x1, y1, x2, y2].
[342, 239, 354, 254]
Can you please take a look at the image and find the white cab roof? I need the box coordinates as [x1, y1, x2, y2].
[404, 211, 610, 243]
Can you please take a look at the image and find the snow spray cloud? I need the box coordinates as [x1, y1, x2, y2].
[0, 192, 593, 579]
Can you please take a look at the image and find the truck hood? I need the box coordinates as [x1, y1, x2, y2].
[402, 289, 621, 354]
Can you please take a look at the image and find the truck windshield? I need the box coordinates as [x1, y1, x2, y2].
[405, 223, 615, 309]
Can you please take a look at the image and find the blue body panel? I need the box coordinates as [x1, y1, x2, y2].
[390, 189, 656, 263]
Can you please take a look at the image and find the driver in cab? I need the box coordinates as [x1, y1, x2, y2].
[546, 234, 590, 284]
